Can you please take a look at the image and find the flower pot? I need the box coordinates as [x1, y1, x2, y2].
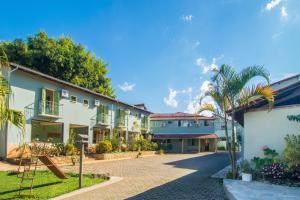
[242, 173, 252, 182]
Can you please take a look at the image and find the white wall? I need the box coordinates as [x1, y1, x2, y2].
[244, 105, 300, 160]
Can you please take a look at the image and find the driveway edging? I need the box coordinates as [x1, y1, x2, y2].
[50, 176, 123, 200]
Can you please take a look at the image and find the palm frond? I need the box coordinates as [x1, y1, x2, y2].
[238, 65, 270, 87]
[237, 84, 275, 107]
[0, 47, 9, 68]
[6, 109, 26, 132]
[197, 103, 216, 114]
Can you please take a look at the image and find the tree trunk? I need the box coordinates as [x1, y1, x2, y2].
[224, 113, 233, 170]
[231, 110, 237, 179]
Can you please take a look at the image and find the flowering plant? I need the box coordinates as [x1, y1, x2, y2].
[261, 163, 285, 180]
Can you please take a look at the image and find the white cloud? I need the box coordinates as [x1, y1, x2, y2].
[118, 82, 136, 92]
[164, 87, 193, 108]
[280, 6, 288, 19]
[164, 88, 178, 108]
[181, 15, 193, 22]
[185, 81, 215, 116]
[195, 57, 220, 74]
[265, 0, 281, 10]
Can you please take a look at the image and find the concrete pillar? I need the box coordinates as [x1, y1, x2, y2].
[63, 122, 69, 144]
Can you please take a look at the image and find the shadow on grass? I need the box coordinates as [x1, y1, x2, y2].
[0, 181, 62, 196]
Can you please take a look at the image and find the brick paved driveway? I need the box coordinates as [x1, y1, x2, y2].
[62, 152, 229, 200]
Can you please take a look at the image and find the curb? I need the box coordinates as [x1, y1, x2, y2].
[50, 176, 123, 200]
[223, 179, 237, 200]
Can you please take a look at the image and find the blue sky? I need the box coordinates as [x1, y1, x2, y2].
[1, 0, 299, 113]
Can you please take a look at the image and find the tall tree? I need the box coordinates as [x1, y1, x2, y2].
[0, 32, 115, 97]
[0, 48, 25, 132]
[199, 64, 274, 179]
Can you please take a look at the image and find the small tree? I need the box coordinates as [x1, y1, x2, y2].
[199, 64, 274, 179]
[0, 48, 25, 133]
[284, 115, 300, 167]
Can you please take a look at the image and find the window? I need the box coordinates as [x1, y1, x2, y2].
[221, 124, 226, 130]
[70, 95, 77, 103]
[188, 139, 197, 146]
[204, 120, 210, 126]
[167, 121, 172, 124]
[178, 120, 181, 127]
[83, 99, 89, 106]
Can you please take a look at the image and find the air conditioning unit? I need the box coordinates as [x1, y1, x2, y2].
[94, 100, 100, 106]
[61, 89, 69, 98]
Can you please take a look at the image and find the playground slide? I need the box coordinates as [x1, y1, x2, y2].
[38, 156, 68, 179]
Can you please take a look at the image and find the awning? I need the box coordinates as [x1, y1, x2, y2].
[152, 134, 219, 139]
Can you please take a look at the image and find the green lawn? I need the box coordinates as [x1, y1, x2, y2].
[0, 170, 106, 200]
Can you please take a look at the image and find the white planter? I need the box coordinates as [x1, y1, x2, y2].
[242, 173, 252, 182]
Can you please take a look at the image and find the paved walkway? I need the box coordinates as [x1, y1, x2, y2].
[224, 179, 300, 200]
[61, 152, 230, 200]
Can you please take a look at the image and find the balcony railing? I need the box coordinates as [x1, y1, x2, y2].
[38, 100, 62, 117]
[117, 118, 126, 127]
[96, 113, 109, 125]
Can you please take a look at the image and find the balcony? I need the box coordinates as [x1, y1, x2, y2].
[38, 100, 62, 118]
[96, 113, 110, 126]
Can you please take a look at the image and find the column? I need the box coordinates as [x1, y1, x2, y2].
[62, 122, 69, 144]
[198, 139, 201, 153]
[181, 139, 184, 153]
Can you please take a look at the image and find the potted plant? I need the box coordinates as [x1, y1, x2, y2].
[241, 160, 253, 182]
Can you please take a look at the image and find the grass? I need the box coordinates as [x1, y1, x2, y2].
[0, 170, 106, 200]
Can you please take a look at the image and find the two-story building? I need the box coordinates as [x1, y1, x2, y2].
[150, 112, 223, 153]
[0, 63, 151, 159]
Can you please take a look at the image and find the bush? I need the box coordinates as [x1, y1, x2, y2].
[217, 146, 226, 151]
[65, 144, 77, 156]
[226, 170, 233, 179]
[261, 163, 285, 180]
[284, 134, 300, 167]
[241, 160, 252, 173]
[97, 140, 112, 154]
[252, 146, 278, 170]
[53, 143, 65, 156]
[150, 142, 159, 151]
[110, 137, 120, 152]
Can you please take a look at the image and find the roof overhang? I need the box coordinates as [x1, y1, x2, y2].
[152, 134, 219, 139]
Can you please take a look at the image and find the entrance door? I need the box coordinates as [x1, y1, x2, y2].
[45, 89, 54, 114]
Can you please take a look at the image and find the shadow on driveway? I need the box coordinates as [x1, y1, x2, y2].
[127, 152, 230, 200]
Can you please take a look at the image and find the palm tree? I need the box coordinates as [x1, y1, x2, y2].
[199, 64, 274, 179]
[0, 47, 25, 132]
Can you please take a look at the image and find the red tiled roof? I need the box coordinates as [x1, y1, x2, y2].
[152, 134, 219, 139]
[150, 112, 216, 120]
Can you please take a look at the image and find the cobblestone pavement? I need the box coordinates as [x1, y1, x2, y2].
[62, 152, 229, 200]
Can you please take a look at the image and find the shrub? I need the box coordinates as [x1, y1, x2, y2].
[241, 160, 253, 174]
[226, 170, 233, 179]
[284, 134, 300, 167]
[110, 137, 120, 152]
[252, 146, 278, 170]
[52, 143, 65, 156]
[65, 144, 77, 156]
[97, 140, 112, 154]
[285, 165, 300, 181]
[150, 142, 159, 151]
[261, 163, 285, 180]
[217, 146, 226, 151]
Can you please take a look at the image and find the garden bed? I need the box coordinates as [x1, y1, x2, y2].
[92, 151, 157, 160]
[0, 170, 108, 199]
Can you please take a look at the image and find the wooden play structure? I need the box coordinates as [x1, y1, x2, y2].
[17, 144, 68, 196]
